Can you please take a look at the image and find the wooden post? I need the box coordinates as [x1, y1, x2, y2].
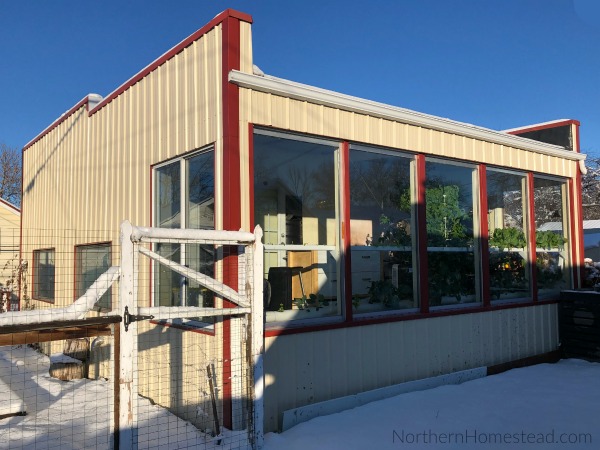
[251, 225, 264, 448]
[118, 220, 137, 449]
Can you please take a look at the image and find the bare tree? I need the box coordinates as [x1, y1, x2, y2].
[582, 155, 600, 220]
[0, 143, 21, 206]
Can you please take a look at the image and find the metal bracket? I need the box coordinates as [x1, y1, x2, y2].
[123, 306, 154, 332]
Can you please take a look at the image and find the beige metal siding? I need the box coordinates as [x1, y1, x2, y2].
[242, 91, 576, 182]
[263, 303, 558, 432]
[22, 25, 223, 310]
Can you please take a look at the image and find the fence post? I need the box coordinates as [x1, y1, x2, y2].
[251, 225, 264, 449]
[118, 220, 137, 449]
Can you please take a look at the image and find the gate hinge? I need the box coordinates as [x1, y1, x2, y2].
[123, 306, 155, 332]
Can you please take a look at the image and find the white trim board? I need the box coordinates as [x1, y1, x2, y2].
[281, 366, 487, 432]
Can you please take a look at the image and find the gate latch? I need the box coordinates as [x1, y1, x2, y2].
[123, 306, 155, 332]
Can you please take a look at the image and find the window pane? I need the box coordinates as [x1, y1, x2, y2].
[254, 133, 340, 323]
[154, 159, 182, 307]
[33, 249, 55, 301]
[186, 152, 216, 310]
[76, 244, 111, 310]
[187, 152, 214, 230]
[156, 161, 180, 228]
[155, 243, 182, 307]
[153, 150, 216, 322]
[486, 170, 530, 301]
[425, 161, 477, 306]
[534, 177, 570, 298]
[349, 149, 416, 313]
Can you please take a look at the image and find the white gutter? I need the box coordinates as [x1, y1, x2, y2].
[229, 70, 586, 162]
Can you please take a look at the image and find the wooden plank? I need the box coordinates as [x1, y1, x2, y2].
[0, 316, 121, 335]
[0, 325, 114, 346]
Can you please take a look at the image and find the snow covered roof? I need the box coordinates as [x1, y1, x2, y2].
[538, 220, 600, 232]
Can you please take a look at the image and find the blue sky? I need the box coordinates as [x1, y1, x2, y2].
[1, 0, 599, 155]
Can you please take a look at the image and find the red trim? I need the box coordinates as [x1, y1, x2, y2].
[505, 119, 581, 136]
[487, 351, 561, 375]
[573, 122, 585, 285]
[149, 164, 154, 307]
[89, 9, 252, 117]
[341, 142, 353, 322]
[479, 165, 491, 306]
[264, 299, 559, 337]
[577, 192, 585, 285]
[23, 96, 91, 151]
[220, 13, 243, 431]
[568, 178, 577, 288]
[527, 173, 538, 301]
[416, 154, 429, 313]
[570, 176, 585, 288]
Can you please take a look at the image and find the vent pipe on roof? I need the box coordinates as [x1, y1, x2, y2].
[88, 93, 103, 110]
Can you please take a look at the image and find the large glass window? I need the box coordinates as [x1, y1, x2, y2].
[32, 249, 55, 301]
[534, 176, 570, 298]
[75, 243, 111, 310]
[254, 131, 340, 324]
[349, 147, 417, 314]
[154, 149, 215, 325]
[486, 169, 530, 302]
[425, 160, 479, 306]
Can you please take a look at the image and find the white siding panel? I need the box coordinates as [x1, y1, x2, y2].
[264, 304, 558, 432]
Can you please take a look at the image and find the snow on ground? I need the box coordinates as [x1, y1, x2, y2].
[0, 345, 250, 449]
[2, 343, 599, 450]
[263, 359, 599, 450]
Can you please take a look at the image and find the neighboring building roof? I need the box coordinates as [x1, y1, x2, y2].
[539, 220, 600, 232]
[0, 198, 20, 215]
[502, 119, 580, 134]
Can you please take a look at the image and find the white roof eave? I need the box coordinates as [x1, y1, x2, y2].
[229, 70, 586, 163]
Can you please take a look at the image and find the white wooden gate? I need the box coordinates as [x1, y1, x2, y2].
[118, 221, 264, 450]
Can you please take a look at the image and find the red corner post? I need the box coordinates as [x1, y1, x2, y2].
[479, 165, 491, 306]
[415, 154, 429, 313]
[220, 10, 252, 430]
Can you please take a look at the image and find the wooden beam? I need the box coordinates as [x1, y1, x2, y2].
[0, 324, 114, 346]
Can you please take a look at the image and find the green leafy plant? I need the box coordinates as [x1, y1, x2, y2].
[425, 185, 471, 247]
[351, 295, 361, 310]
[368, 280, 400, 308]
[489, 227, 526, 250]
[428, 252, 475, 304]
[535, 230, 567, 250]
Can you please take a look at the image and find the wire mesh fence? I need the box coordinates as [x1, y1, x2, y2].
[1, 227, 121, 449]
[0, 318, 119, 449]
[127, 224, 259, 449]
[0, 225, 262, 449]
